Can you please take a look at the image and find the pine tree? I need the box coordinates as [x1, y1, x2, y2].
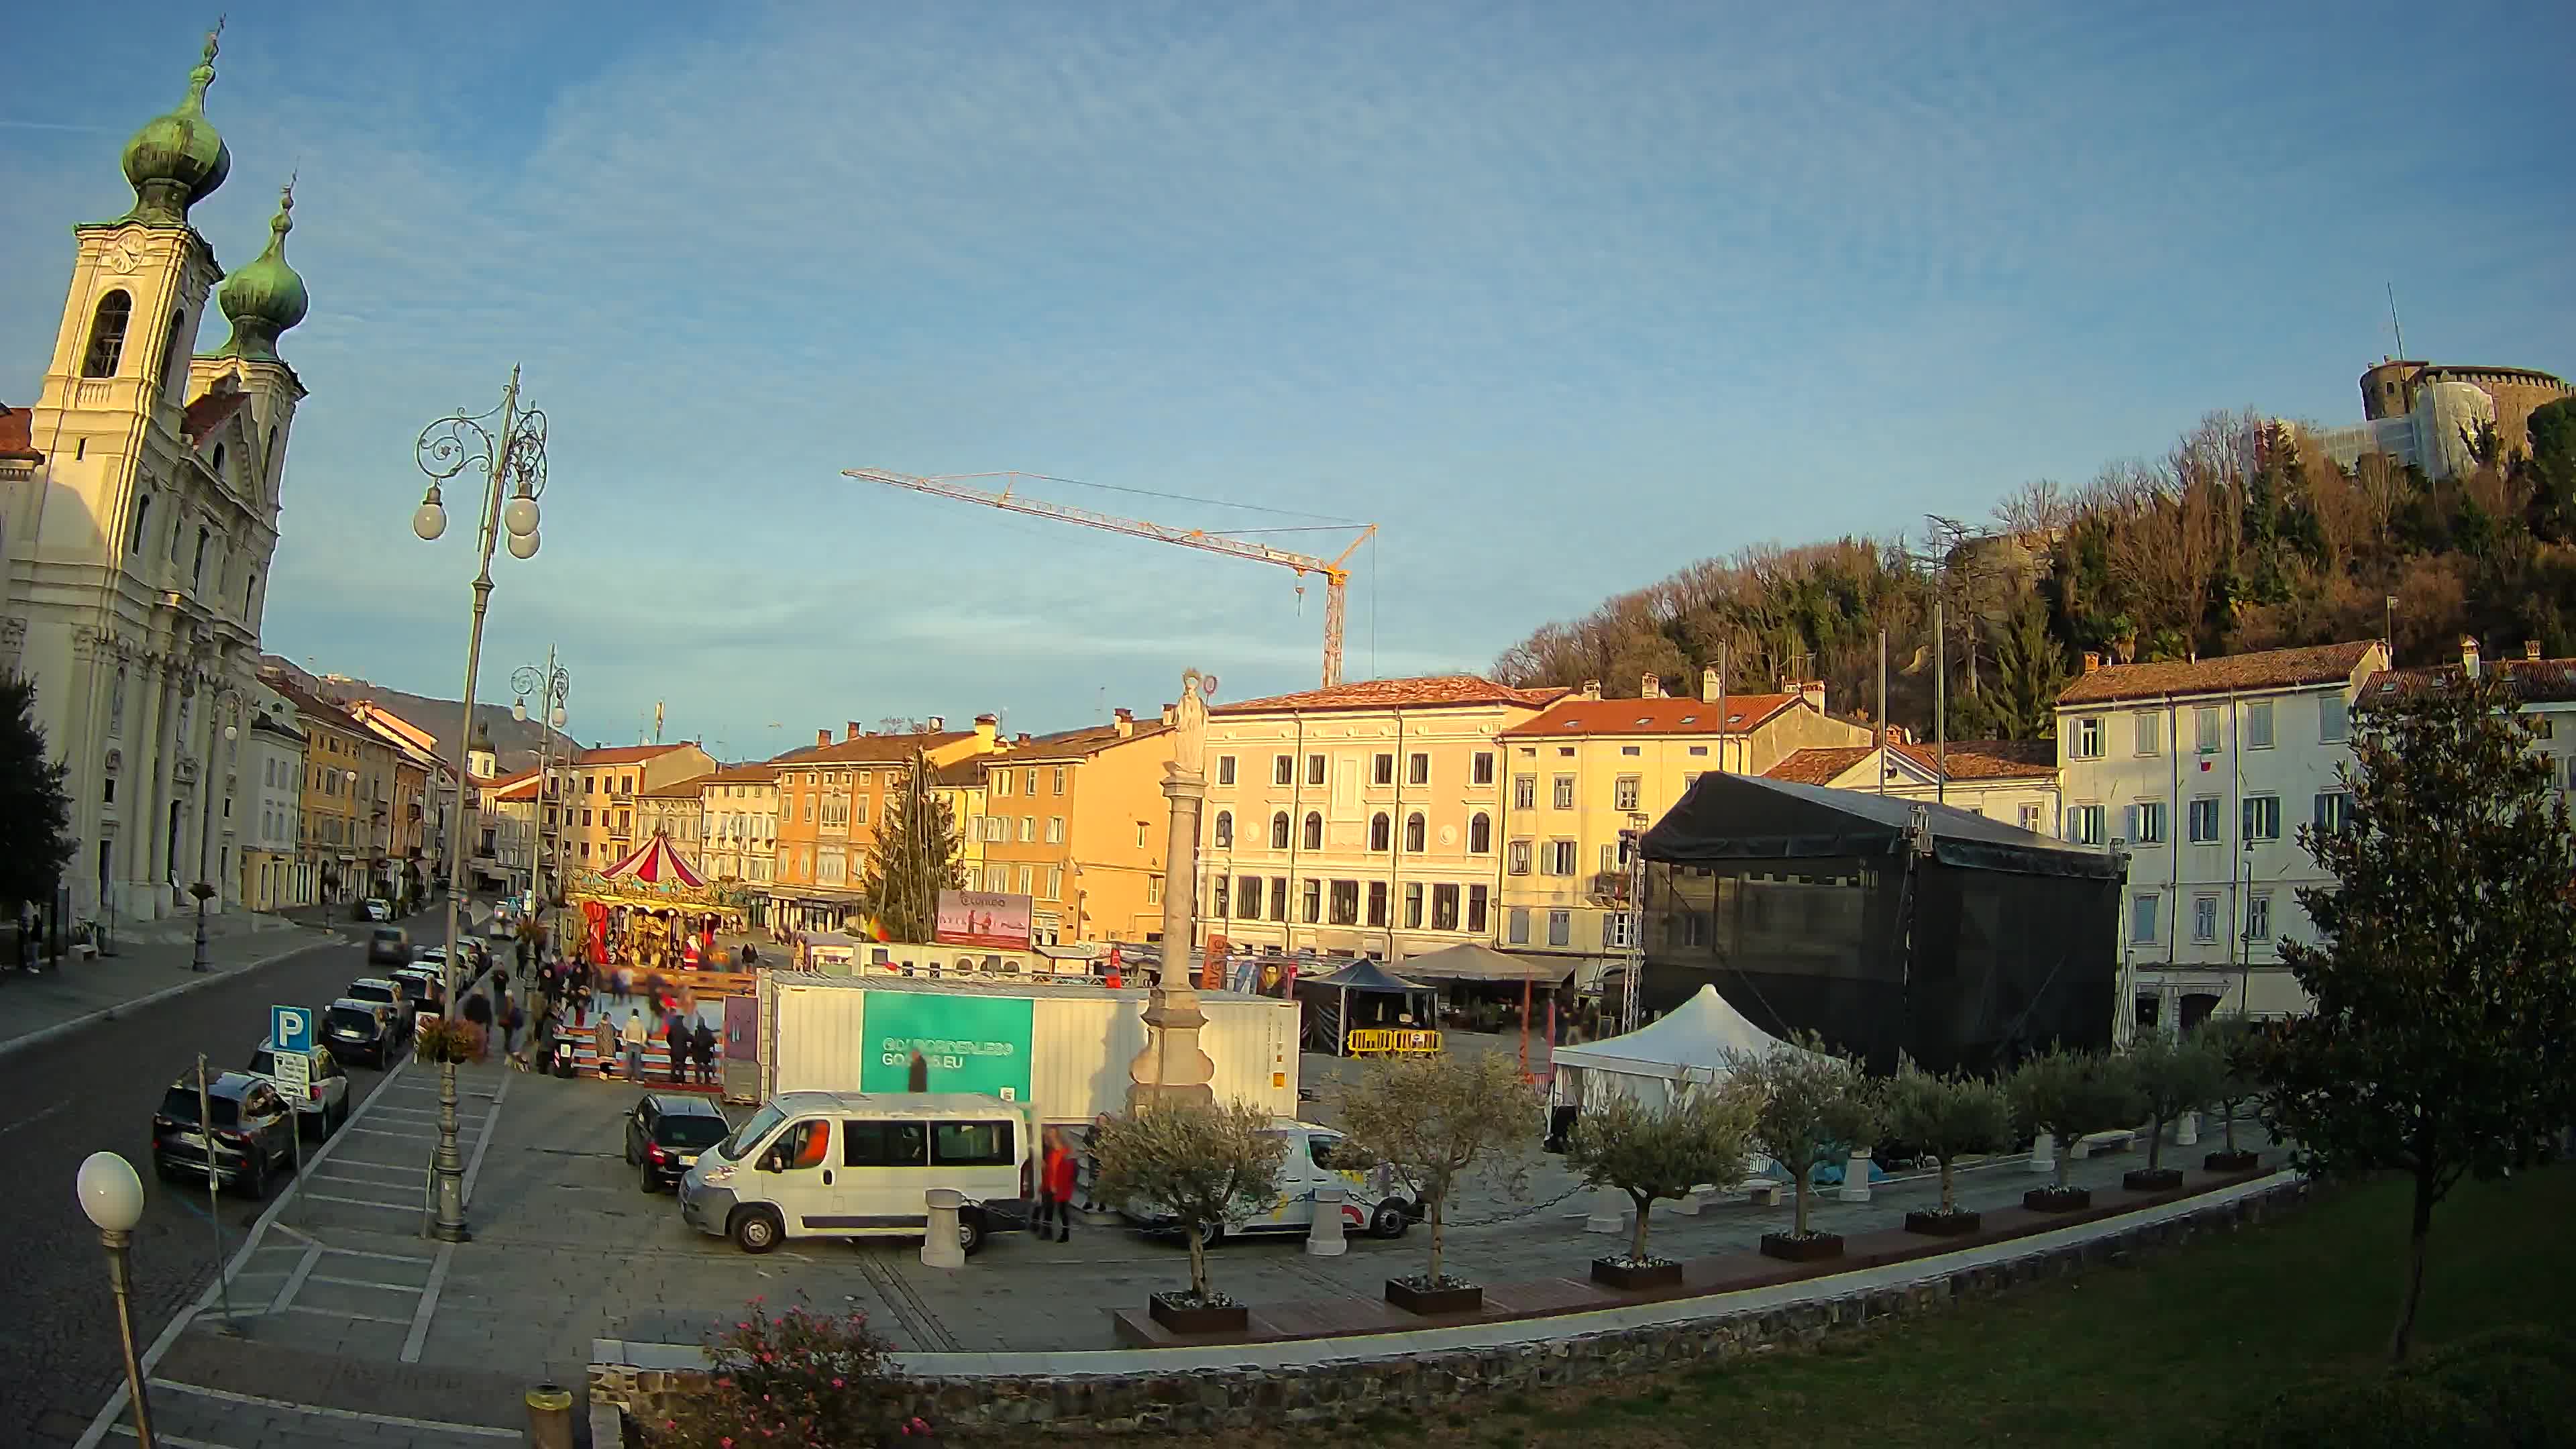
[857, 752, 964, 943]
[1984, 600, 2070, 741]
[0, 674, 75, 914]
[2263, 670, 2576, 1362]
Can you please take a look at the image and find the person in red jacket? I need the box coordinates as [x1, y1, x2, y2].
[1036, 1129, 1079, 1243]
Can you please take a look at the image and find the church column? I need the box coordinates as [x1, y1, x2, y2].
[64, 630, 111, 916]
[123, 655, 170, 920]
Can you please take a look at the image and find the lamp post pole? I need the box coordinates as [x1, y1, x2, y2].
[414, 367, 549, 1242]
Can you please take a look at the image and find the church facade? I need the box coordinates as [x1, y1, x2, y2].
[0, 28, 311, 924]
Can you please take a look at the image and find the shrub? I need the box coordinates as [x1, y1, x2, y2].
[653, 1299, 898, 1449]
[1884, 1068, 2013, 1215]
[1089, 1099, 1287, 1303]
[1727, 1035, 1882, 1236]
[2244, 1375, 2489, 1449]
[1334, 1048, 1537, 1287]
[2196, 1016, 2265, 1155]
[1563, 1083, 1756, 1263]
[2008, 1047, 2141, 1191]
[2127, 1032, 2224, 1170]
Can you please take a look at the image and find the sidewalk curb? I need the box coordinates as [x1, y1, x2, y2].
[0, 929, 345, 1063]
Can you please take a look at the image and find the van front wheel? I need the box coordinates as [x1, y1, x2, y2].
[731, 1206, 783, 1254]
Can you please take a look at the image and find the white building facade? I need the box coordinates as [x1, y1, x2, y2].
[239, 683, 307, 911]
[2054, 639, 2388, 1031]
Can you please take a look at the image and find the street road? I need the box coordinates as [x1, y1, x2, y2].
[0, 928, 406, 1446]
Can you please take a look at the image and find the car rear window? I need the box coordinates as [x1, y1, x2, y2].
[327, 1006, 379, 1034]
[658, 1114, 731, 1150]
[249, 1049, 277, 1075]
[160, 1087, 239, 1126]
[931, 1120, 1014, 1167]
[349, 983, 394, 1004]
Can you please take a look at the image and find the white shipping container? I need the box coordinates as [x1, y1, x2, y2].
[757, 971, 1298, 1124]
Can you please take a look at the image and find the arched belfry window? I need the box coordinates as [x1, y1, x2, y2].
[83, 290, 133, 378]
[158, 309, 187, 396]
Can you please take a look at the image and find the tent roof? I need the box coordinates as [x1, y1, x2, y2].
[1299, 958, 1430, 994]
[1552, 985, 1825, 1081]
[1395, 943, 1574, 985]
[600, 831, 708, 888]
[1641, 772, 2120, 879]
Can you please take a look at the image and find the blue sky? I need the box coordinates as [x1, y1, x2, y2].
[7, 1, 2570, 757]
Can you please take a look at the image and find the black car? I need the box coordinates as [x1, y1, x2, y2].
[390, 967, 447, 1020]
[152, 1072, 299, 1197]
[323, 998, 397, 1068]
[367, 926, 413, 968]
[345, 979, 414, 1044]
[624, 1094, 731, 1193]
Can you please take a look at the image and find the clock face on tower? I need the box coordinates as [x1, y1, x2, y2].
[105, 235, 145, 276]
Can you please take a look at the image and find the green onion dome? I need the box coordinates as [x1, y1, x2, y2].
[211, 183, 308, 363]
[120, 28, 231, 226]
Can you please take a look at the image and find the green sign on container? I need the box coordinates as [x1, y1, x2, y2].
[858, 992, 1035, 1102]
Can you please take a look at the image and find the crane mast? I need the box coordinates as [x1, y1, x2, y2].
[845, 468, 1375, 686]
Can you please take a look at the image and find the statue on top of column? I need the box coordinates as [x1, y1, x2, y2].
[1171, 668, 1215, 780]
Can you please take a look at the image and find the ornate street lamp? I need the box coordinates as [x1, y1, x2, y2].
[413, 367, 547, 1242]
[77, 1150, 154, 1448]
[513, 653, 571, 923]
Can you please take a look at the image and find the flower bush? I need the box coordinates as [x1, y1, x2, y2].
[652, 1298, 900, 1449]
[413, 1015, 486, 1065]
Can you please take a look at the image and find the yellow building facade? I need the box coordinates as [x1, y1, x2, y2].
[697, 764, 780, 891]
[566, 742, 714, 874]
[971, 710, 1174, 947]
[769, 720, 996, 932]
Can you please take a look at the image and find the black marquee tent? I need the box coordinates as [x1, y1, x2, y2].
[1294, 959, 1437, 1056]
[1636, 773, 2122, 1075]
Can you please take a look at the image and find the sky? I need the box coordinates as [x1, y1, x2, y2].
[7, 1, 2571, 759]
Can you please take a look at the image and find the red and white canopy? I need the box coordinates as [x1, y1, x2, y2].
[600, 831, 706, 888]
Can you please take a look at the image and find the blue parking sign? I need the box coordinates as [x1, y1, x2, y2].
[273, 1004, 314, 1055]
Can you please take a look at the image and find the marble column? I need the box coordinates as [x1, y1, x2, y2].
[1128, 670, 1217, 1112]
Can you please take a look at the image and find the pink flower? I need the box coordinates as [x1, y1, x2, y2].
[830, 1379, 843, 1389]
[720, 1440, 733, 1448]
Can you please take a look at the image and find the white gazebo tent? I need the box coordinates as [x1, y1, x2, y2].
[1551, 984, 1825, 1110]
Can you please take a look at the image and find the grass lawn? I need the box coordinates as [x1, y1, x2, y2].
[1126, 1165, 2574, 1449]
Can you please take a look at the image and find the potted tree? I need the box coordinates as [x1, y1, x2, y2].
[1089, 1099, 1287, 1335]
[2008, 1047, 2141, 1212]
[1730, 1036, 1882, 1262]
[2198, 1016, 2265, 1172]
[2124, 1031, 2223, 1191]
[1885, 1067, 2014, 1236]
[1336, 1049, 1536, 1315]
[1564, 1083, 1756, 1291]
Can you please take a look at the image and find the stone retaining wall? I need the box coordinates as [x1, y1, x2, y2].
[594, 1177, 2310, 1438]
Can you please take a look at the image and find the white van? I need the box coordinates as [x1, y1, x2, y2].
[1122, 1118, 1422, 1246]
[678, 1091, 1028, 1256]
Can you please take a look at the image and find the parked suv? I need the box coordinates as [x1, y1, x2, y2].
[390, 967, 448, 1020]
[367, 926, 413, 969]
[152, 1073, 299, 1197]
[346, 978, 414, 1044]
[323, 998, 397, 1069]
[624, 1094, 733, 1194]
[249, 1039, 350, 1136]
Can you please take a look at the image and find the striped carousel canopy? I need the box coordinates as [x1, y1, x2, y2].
[600, 830, 707, 889]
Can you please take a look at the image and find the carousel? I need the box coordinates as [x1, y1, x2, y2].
[567, 831, 756, 973]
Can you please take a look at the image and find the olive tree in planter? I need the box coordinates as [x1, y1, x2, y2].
[1335, 1048, 1537, 1316]
[1729, 1036, 1882, 1262]
[2008, 1047, 2141, 1212]
[2124, 1031, 2224, 1191]
[2198, 1016, 2265, 1172]
[1563, 1083, 1757, 1291]
[1089, 1099, 1287, 1335]
[1885, 1067, 2014, 1236]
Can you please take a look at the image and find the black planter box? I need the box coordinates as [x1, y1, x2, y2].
[1384, 1278, 1483, 1316]
[1903, 1209, 1982, 1237]
[2204, 1150, 2261, 1173]
[1589, 1256, 1684, 1291]
[1760, 1231, 1846, 1263]
[1147, 1292, 1249, 1336]
[2123, 1167, 2186, 1192]
[2024, 1187, 2093, 1213]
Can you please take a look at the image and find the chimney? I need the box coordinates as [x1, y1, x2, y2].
[1640, 674, 1662, 699]
[1160, 701, 1177, 726]
[845, 721, 863, 741]
[925, 715, 945, 733]
[1113, 706, 1134, 738]
[2461, 635, 2481, 680]
[974, 713, 998, 748]
[1579, 679, 1602, 700]
[1701, 665, 1721, 703]
[2526, 640, 2542, 662]
[1015, 732, 1032, 745]
[815, 729, 830, 748]
[2082, 651, 2102, 675]
[1800, 680, 1825, 713]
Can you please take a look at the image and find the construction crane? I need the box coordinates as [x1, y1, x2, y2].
[845, 468, 1377, 686]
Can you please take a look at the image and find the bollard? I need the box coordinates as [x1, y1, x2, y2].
[2028, 1131, 2055, 1175]
[1306, 1185, 1348, 1256]
[525, 1383, 574, 1449]
[1837, 1147, 1872, 1203]
[1583, 1184, 1627, 1234]
[920, 1189, 966, 1269]
[1669, 1185, 1704, 1217]
[2177, 1110, 2200, 1147]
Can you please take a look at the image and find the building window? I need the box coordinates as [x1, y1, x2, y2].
[1507, 840, 1532, 875]
[1146, 875, 1161, 906]
[128, 495, 151, 553]
[1019, 815, 1036, 842]
[1405, 812, 1426, 852]
[1328, 879, 1358, 925]
[1403, 882, 1424, 929]
[2071, 716, 2103, 760]
[1546, 909, 1570, 947]
[2188, 796, 2221, 844]
[1432, 883, 1460, 930]
[1212, 876, 1230, 918]
[2245, 891, 2272, 942]
[1600, 843, 1618, 875]
[1046, 816, 1065, 844]
[2242, 795, 2281, 842]
[994, 771, 1012, 797]
[1301, 812, 1323, 849]
[2133, 711, 2161, 756]
[2320, 696, 2349, 744]
[1214, 811, 1233, 849]
[2195, 706, 2222, 754]
[1301, 879, 1322, 924]
[1407, 753, 1430, 785]
[2314, 791, 2351, 834]
[1366, 879, 1388, 927]
[1466, 884, 1488, 934]
[1306, 754, 1326, 786]
[2243, 701, 2275, 750]
[1217, 755, 1236, 786]
[1052, 767, 1066, 794]
[1613, 776, 1640, 812]
[1273, 754, 1293, 786]
[1239, 875, 1263, 919]
[82, 290, 132, 377]
[1507, 907, 1529, 945]
[2068, 804, 2104, 847]
[1269, 877, 1289, 922]
[2131, 893, 2160, 944]
[1513, 774, 1536, 810]
[1271, 812, 1291, 849]
[2127, 801, 2166, 846]
[2192, 894, 2220, 944]
[1544, 839, 1577, 875]
[1552, 775, 1575, 810]
[1016, 865, 1035, 894]
[1472, 751, 1495, 786]
[1369, 812, 1390, 851]
[1021, 769, 1037, 796]
[1373, 753, 1394, 786]
[1468, 812, 1491, 853]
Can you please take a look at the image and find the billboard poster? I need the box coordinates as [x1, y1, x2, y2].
[935, 890, 1033, 949]
[857, 991, 1035, 1102]
[1200, 933, 1226, 991]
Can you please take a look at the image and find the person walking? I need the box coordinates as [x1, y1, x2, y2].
[619, 1009, 647, 1081]
[664, 1012, 688, 1085]
[1037, 1129, 1078, 1243]
[592, 1013, 616, 1079]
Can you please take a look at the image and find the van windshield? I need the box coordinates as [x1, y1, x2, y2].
[719, 1104, 786, 1162]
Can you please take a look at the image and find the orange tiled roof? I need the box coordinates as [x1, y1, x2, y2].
[2365, 656, 2576, 705]
[1499, 693, 1801, 739]
[1764, 746, 1875, 786]
[2056, 641, 2381, 706]
[181, 390, 250, 447]
[702, 763, 779, 786]
[774, 731, 972, 768]
[577, 742, 700, 766]
[0, 403, 40, 462]
[1213, 676, 1568, 716]
[642, 773, 714, 798]
[1767, 738, 2057, 787]
[994, 720, 1171, 761]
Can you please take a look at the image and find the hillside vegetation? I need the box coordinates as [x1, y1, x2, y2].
[1492, 399, 2576, 743]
